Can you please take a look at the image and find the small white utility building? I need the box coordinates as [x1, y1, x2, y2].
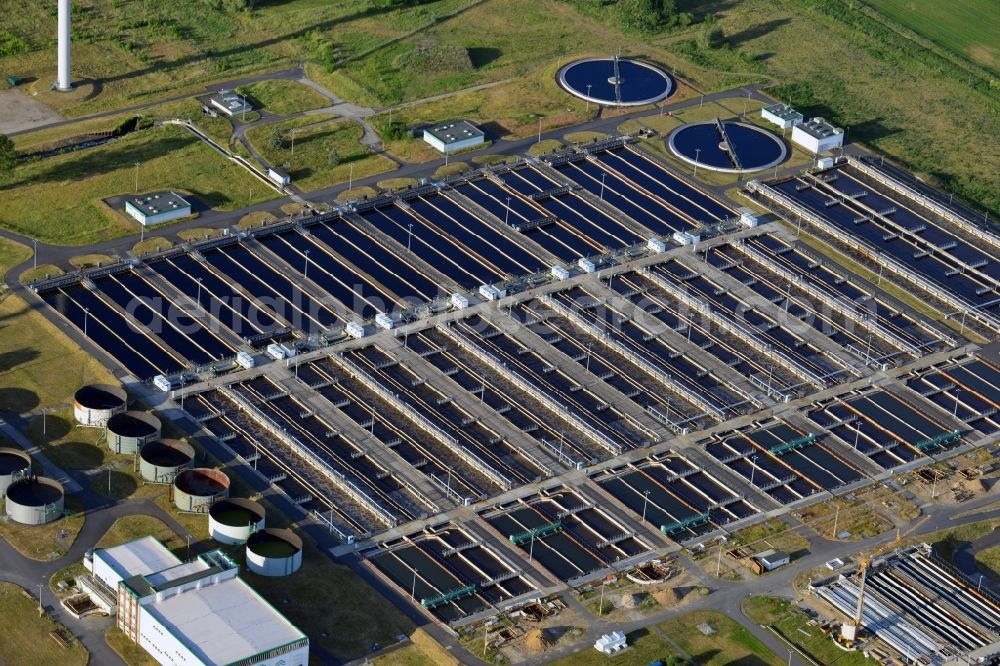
[760, 103, 803, 129]
[594, 631, 627, 655]
[754, 549, 791, 571]
[209, 89, 253, 117]
[423, 120, 485, 154]
[125, 192, 191, 226]
[267, 167, 291, 187]
[792, 117, 844, 153]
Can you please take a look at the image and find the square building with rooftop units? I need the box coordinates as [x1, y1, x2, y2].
[125, 192, 192, 226]
[209, 89, 253, 117]
[422, 120, 485, 154]
[760, 103, 804, 129]
[792, 116, 845, 153]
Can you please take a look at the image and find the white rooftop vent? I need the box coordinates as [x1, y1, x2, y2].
[345, 321, 366, 339]
[647, 238, 667, 253]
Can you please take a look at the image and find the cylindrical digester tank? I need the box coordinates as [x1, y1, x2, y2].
[106, 411, 161, 455]
[173, 468, 229, 513]
[209, 498, 265, 545]
[4, 477, 64, 525]
[73, 384, 127, 427]
[0, 448, 31, 498]
[139, 439, 194, 484]
[245, 528, 302, 577]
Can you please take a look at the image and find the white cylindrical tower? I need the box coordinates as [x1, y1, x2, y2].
[56, 0, 72, 91]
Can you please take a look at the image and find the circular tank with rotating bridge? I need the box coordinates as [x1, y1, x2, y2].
[209, 498, 265, 545]
[245, 528, 302, 577]
[73, 384, 127, 427]
[557, 56, 674, 107]
[106, 411, 161, 455]
[4, 476, 64, 525]
[139, 439, 194, 485]
[0, 448, 31, 498]
[173, 468, 230, 513]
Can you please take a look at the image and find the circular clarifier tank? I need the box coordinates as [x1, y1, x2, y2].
[106, 411, 161, 455]
[668, 120, 787, 173]
[0, 448, 31, 498]
[73, 384, 127, 426]
[558, 57, 673, 106]
[246, 528, 303, 577]
[139, 439, 195, 485]
[173, 467, 230, 513]
[5, 477, 64, 525]
[209, 498, 266, 545]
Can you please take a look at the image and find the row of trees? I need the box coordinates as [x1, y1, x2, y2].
[0, 134, 15, 175]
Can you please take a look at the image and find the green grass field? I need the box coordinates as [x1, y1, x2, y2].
[236, 79, 331, 116]
[0, 124, 276, 245]
[0, 582, 88, 666]
[0, 293, 115, 411]
[743, 596, 869, 666]
[245, 117, 396, 192]
[548, 610, 781, 666]
[861, 0, 998, 74]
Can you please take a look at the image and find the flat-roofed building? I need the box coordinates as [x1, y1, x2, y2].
[422, 120, 485, 154]
[792, 117, 844, 153]
[209, 89, 253, 118]
[77, 537, 308, 666]
[761, 103, 804, 129]
[125, 192, 192, 226]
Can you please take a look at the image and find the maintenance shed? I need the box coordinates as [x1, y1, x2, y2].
[422, 120, 485, 154]
[125, 192, 192, 226]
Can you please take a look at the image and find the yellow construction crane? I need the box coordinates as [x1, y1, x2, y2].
[840, 515, 930, 644]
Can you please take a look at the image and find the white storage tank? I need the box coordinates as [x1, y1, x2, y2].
[209, 498, 266, 545]
[106, 411, 161, 455]
[73, 384, 127, 427]
[0, 447, 31, 498]
[4, 477, 64, 525]
[245, 528, 303, 577]
[139, 439, 195, 484]
[173, 468, 230, 513]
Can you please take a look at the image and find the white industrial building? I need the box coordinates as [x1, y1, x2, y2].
[125, 192, 192, 226]
[422, 120, 485, 154]
[754, 549, 790, 571]
[209, 89, 253, 118]
[594, 630, 627, 654]
[760, 103, 803, 129]
[792, 117, 844, 153]
[81, 536, 307, 666]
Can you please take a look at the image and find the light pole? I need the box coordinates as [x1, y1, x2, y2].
[407, 223, 413, 251]
[694, 148, 702, 177]
[241, 94, 248, 122]
[186, 534, 192, 560]
[411, 568, 418, 600]
[832, 503, 840, 538]
[196, 278, 203, 306]
[505, 197, 511, 226]
[290, 129, 295, 156]
[303, 249, 310, 280]
[853, 422, 861, 450]
[749, 455, 758, 487]
[641, 490, 650, 523]
[349, 163, 354, 190]
[586, 84, 592, 113]
[33, 238, 37, 270]
[600, 172, 606, 200]
[537, 115, 543, 145]
[83, 308, 90, 337]
[598, 577, 607, 616]
[134, 162, 140, 193]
